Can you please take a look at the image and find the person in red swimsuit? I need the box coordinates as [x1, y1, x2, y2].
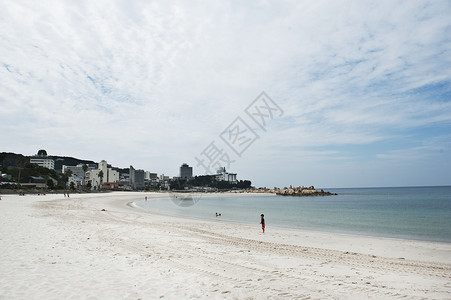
[260, 214, 265, 233]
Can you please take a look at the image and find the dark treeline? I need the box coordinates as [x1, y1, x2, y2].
[171, 175, 252, 190]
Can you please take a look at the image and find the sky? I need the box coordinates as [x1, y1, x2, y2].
[1, 0, 450, 188]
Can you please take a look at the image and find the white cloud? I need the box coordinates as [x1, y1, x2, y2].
[1, 0, 450, 186]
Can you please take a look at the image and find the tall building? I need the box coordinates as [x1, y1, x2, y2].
[129, 165, 135, 187]
[96, 160, 119, 183]
[98, 160, 108, 181]
[134, 169, 145, 190]
[180, 163, 193, 179]
[30, 149, 54, 170]
[129, 165, 145, 190]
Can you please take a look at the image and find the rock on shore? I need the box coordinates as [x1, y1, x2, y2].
[231, 185, 337, 196]
[275, 185, 337, 196]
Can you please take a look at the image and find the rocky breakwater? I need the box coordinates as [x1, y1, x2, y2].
[275, 185, 337, 196]
[230, 185, 337, 196]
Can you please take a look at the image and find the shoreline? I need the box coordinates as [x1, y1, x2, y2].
[129, 196, 451, 261]
[1, 191, 450, 299]
[133, 192, 451, 244]
[134, 202, 451, 244]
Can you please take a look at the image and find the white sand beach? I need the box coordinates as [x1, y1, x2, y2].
[0, 192, 450, 299]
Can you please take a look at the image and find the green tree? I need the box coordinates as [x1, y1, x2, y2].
[15, 156, 28, 183]
[64, 169, 73, 189]
[47, 178, 55, 189]
[170, 178, 187, 190]
[82, 164, 88, 186]
[98, 170, 104, 189]
[65, 169, 73, 178]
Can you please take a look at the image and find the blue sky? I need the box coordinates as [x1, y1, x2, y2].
[1, 0, 450, 188]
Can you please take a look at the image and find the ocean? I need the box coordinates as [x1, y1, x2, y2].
[135, 186, 451, 243]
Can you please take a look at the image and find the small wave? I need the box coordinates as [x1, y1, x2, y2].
[126, 201, 138, 208]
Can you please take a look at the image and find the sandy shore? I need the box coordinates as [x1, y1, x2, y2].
[0, 192, 450, 299]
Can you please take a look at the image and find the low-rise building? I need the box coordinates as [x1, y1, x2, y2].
[215, 167, 237, 184]
[159, 174, 170, 189]
[21, 176, 47, 188]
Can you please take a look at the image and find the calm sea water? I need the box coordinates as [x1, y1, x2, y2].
[135, 186, 451, 242]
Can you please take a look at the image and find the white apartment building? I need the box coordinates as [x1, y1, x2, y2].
[30, 157, 55, 169]
[215, 167, 237, 184]
[62, 164, 96, 187]
[85, 160, 119, 189]
[30, 149, 55, 170]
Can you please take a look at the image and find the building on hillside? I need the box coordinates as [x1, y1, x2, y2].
[30, 150, 54, 170]
[179, 163, 193, 179]
[1, 172, 12, 180]
[215, 167, 237, 184]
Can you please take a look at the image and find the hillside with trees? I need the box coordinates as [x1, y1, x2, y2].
[0, 152, 95, 172]
[0, 152, 96, 190]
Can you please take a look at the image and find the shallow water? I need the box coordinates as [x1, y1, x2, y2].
[135, 186, 451, 242]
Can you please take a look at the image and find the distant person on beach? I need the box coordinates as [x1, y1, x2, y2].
[260, 214, 265, 233]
